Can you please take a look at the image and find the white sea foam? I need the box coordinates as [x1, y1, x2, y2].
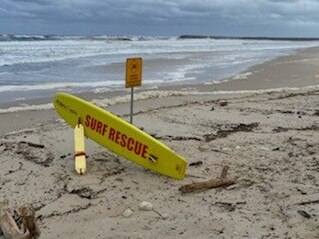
[232, 72, 253, 80]
[0, 103, 53, 113]
[1, 85, 319, 114]
[0, 90, 187, 113]
[0, 81, 123, 93]
[91, 90, 187, 107]
[1, 38, 317, 67]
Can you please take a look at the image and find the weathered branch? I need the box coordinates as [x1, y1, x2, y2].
[179, 166, 235, 193]
[17, 206, 41, 239]
[0, 202, 30, 239]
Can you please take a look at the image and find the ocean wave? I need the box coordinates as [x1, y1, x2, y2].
[0, 34, 174, 42]
[178, 35, 319, 41]
[91, 90, 187, 107]
[1, 86, 319, 114]
[2, 34, 318, 43]
[0, 36, 180, 66]
[0, 90, 187, 113]
[1, 36, 316, 67]
[0, 35, 59, 42]
[0, 81, 123, 93]
[0, 103, 53, 114]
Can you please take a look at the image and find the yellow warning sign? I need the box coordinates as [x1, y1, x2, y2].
[126, 58, 142, 88]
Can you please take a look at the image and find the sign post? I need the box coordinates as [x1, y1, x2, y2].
[125, 58, 142, 124]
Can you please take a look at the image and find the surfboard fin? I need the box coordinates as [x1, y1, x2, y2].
[74, 121, 87, 175]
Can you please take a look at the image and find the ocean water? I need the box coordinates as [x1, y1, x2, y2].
[0, 35, 318, 103]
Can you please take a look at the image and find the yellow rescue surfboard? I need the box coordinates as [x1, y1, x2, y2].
[54, 92, 187, 179]
[74, 123, 87, 175]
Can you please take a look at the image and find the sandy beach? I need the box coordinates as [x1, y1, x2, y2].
[1, 47, 319, 238]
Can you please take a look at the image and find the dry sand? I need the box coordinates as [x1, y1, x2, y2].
[1, 47, 319, 239]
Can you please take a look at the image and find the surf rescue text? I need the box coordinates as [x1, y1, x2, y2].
[85, 115, 149, 159]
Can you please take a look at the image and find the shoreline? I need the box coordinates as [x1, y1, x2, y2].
[1, 46, 319, 110]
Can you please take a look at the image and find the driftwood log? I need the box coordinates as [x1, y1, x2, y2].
[0, 202, 40, 239]
[179, 166, 235, 193]
[17, 206, 40, 239]
[0, 201, 30, 239]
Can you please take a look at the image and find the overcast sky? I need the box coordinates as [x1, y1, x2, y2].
[1, 0, 319, 37]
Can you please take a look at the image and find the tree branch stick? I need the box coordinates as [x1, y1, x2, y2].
[179, 166, 234, 193]
[17, 206, 41, 238]
[0, 202, 30, 239]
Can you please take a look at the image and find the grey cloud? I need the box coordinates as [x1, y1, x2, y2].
[0, 0, 319, 36]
